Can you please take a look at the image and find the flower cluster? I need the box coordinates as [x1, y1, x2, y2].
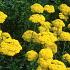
[0, 11, 7, 23]
[25, 50, 38, 61]
[22, 3, 70, 70]
[31, 3, 55, 14]
[0, 30, 22, 56]
[63, 53, 70, 63]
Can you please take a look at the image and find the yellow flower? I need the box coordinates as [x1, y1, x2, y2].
[29, 14, 45, 23]
[51, 26, 63, 35]
[0, 38, 22, 56]
[0, 11, 7, 23]
[39, 48, 53, 60]
[52, 19, 65, 28]
[44, 5, 55, 13]
[36, 65, 46, 70]
[67, 67, 70, 70]
[26, 50, 38, 61]
[63, 53, 70, 63]
[59, 4, 70, 15]
[31, 3, 44, 13]
[59, 31, 70, 41]
[40, 21, 51, 29]
[38, 26, 49, 32]
[1, 32, 11, 40]
[67, 24, 70, 28]
[44, 43, 57, 54]
[59, 13, 69, 21]
[48, 60, 66, 70]
[37, 58, 52, 69]
[0, 30, 2, 41]
[37, 31, 57, 44]
[22, 30, 38, 42]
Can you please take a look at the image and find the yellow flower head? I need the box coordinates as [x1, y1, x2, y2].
[63, 53, 70, 63]
[48, 60, 66, 70]
[22, 30, 38, 42]
[1, 32, 11, 40]
[40, 21, 51, 29]
[0, 11, 7, 23]
[67, 67, 70, 70]
[37, 58, 52, 69]
[44, 43, 57, 54]
[38, 26, 49, 32]
[26, 50, 38, 61]
[59, 4, 70, 15]
[51, 26, 63, 35]
[31, 3, 44, 13]
[52, 19, 65, 28]
[0, 30, 2, 42]
[36, 65, 46, 70]
[0, 38, 22, 56]
[37, 31, 58, 44]
[29, 14, 45, 23]
[44, 5, 55, 13]
[59, 31, 70, 41]
[59, 13, 69, 21]
[39, 48, 53, 60]
[67, 24, 70, 28]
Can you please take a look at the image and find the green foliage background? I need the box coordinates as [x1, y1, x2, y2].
[0, 0, 70, 70]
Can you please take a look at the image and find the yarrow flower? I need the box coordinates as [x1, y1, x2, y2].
[29, 14, 45, 23]
[44, 43, 57, 54]
[0, 38, 22, 56]
[59, 13, 69, 21]
[37, 31, 58, 44]
[37, 58, 52, 69]
[22, 30, 38, 42]
[31, 3, 44, 13]
[0, 11, 7, 23]
[52, 19, 65, 28]
[26, 50, 38, 61]
[48, 60, 66, 70]
[39, 48, 53, 60]
[67, 24, 70, 28]
[59, 31, 70, 41]
[59, 4, 70, 15]
[44, 5, 55, 13]
[63, 53, 70, 63]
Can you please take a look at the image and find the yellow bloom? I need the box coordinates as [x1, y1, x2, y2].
[52, 19, 65, 28]
[67, 24, 70, 28]
[0, 30, 2, 41]
[0, 38, 22, 56]
[63, 53, 70, 63]
[26, 50, 38, 61]
[59, 31, 70, 41]
[44, 5, 55, 13]
[38, 26, 49, 32]
[48, 60, 66, 70]
[0, 11, 7, 23]
[37, 31, 57, 44]
[59, 4, 70, 15]
[59, 13, 69, 21]
[44, 43, 57, 54]
[36, 65, 46, 70]
[51, 27, 63, 35]
[37, 58, 52, 69]
[67, 67, 70, 70]
[29, 14, 45, 23]
[22, 30, 38, 42]
[31, 3, 44, 13]
[40, 21, 51, 29]
[39, 48, 53, 60]
[1, 32, 11, 40]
